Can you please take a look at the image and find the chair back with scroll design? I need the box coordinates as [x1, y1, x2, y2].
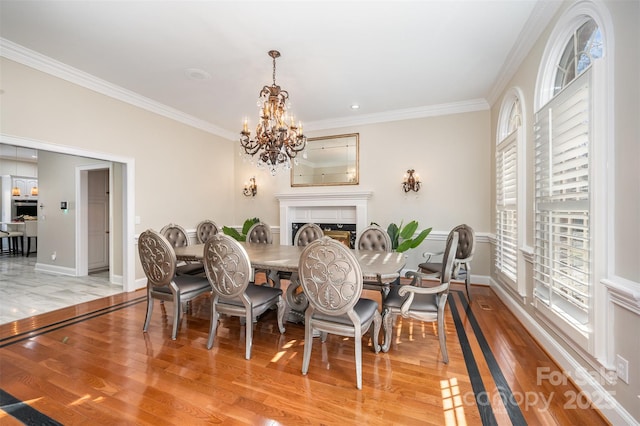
[202, 233, 286, 359]
[382, 231, 459, 362]
[159, 223, 204, 276]
[418, 224, 475, 300]
[294, 223, 324, 247]
[138, 229, 210, 340]
[298, 236, 381, 389]
[196, 219, 219, 244]
[356, 224, 392, 252]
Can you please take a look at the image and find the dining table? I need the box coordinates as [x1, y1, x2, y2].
[174, 240, 405, 323]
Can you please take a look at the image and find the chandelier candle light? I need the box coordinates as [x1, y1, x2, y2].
[240, 50, 307, 175]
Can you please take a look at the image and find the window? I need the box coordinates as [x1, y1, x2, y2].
[534, 17, 601, 347]
[495, 97, 521, 286]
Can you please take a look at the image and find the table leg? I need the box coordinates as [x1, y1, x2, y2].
[284, 272, 308, 323]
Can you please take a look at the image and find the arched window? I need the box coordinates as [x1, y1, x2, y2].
[495, 90, 525, 292]
[533, 3, 610, 352]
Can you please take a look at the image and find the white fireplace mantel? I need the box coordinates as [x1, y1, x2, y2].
[275, 191, 372, 245]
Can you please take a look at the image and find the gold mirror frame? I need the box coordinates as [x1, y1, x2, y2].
[291, 133, 359, 187]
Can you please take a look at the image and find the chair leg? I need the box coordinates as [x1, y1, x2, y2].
[245, 307, 253, 360]
[143, 295, 154, 332]
[301, 312, 313, 375]
[372, 310, 381, 353]
[354, 331, 363, 390]
[171, 297, 181, 340]
[465, 264, 472, 301]
[438, 296, 449, 364]
[381, 308, 393, 353]
[207, 304, 219, 349]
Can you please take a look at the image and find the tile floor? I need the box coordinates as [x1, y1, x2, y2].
[0, 254, 122, 324]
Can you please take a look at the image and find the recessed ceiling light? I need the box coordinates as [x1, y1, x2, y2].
[185, 68, 211, 81]
[351, 104, 360, 110]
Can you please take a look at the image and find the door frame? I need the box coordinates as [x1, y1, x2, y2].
[1, 133, 137, 292]
[76, 165, 112, 279]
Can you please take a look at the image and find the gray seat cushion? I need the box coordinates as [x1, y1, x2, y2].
[218, 283, 282, 308]
[384, 285, 438, 313]
[312, 298, 379, 325]
[153, 274, 210, 297]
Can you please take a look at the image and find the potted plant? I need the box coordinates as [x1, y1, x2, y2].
[387, 220, 431, 253]
[222, 217, 260, 242]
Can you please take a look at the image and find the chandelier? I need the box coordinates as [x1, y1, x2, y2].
[240, 50, 307, 175]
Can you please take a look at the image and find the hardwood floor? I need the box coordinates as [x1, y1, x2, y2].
[0, 280, 609, 425]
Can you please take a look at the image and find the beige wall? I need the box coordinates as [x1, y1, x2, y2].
[234, 110, 493, 273]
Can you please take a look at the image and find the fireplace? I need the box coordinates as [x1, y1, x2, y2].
[276, 191, 372, 246]
[292, 222, 356, 248]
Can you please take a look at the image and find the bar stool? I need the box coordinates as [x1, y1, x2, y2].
[0, 229, 24, 255]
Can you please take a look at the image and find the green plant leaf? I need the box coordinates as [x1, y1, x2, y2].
[396, 239, 413, 252]
[387, 223, 400, 249]
[408, 227, 431, 249]
[400, 220, 419, 239]
[241, 217, 259, 235]
[222, 226, 244, 242]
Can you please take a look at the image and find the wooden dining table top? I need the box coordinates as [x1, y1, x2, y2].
[174, 241, 405, 284]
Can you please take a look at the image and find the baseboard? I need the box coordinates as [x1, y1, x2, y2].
[34, 263, 77, 276]
[490, 279, 638, 425]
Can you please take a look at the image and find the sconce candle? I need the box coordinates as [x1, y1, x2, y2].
[402, 169, 421, 192]
[243, 176, 257, 197]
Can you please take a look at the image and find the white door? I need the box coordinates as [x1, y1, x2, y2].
[88, 169, 109, 272]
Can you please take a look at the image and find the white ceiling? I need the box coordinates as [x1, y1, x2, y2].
[0, 1, 556, 140]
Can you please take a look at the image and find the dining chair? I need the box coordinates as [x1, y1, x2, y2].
[24, 220, 37, 257]
[356, 224, 394, 296]
[202, 233, 287, 359]
[160, 223, 205, 276]
[138, 229, 211, 340]
[274, 223, 325, 289]
[418, 224, 475, 301]
[298, 236, 381, 390]
[195, 219, 219, 244]
[245, 221, 274, 285]
[381, 231, 459, 362]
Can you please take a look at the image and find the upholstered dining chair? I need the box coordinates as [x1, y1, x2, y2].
[356, 224, 394, 296]
[160, 223, 205, 276]
[202, 233, 286, 359]
[246, 221, 273, 244]
[138, 229, 211, 340]
[195, 219, 219, 244]
[274, 223, 326, 288]
[418, 224, 475, 301]
[298, 236, 381, 390]
[381, 231, 459, 362]
[245, 221, 274, 285]
[294, 223, 324, 246]
[356, 224, 393, 252]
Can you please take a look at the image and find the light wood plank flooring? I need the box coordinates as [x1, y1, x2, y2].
[0, 279, 609, 425]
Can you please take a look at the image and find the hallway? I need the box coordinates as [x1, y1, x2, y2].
[0, 255, 122, 324]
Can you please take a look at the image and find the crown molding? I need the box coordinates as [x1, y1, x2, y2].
[0, 38, 238, 141]
[304, 98, 490, 132]
[486, 0, 564, 107]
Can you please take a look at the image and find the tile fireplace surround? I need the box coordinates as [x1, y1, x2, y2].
[275, 191, 372, 246]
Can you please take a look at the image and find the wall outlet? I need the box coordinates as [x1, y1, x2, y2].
[51, 251, 56, 261]
[616, 354, 629, 384]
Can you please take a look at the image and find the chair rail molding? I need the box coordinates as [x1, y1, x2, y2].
[275, 191, 372, 246]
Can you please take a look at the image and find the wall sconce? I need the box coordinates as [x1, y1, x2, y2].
[243, 176, 257, 197]
[402, 169, 421, 192]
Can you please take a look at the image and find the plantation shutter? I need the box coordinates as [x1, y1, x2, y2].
[533, 68, 591, 327]
[495, 131, 518, 282]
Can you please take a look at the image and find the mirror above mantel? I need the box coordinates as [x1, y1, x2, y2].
[290, 133, 359, 187]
